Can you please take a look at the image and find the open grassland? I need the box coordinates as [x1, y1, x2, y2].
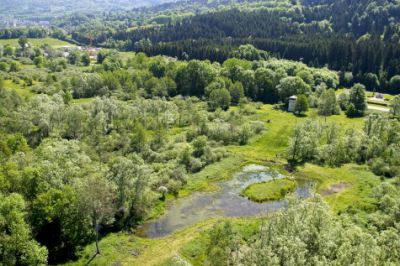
[3, 79, 35, 99]
[297, 163, 380, 213]
[0, 37, 75, 47]
[229, 105, 364, 162]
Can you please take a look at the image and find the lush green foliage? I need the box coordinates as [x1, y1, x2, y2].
[203, 188, 400, 265]
[0, 9, 398, 262]
[288, 114, 400, 177]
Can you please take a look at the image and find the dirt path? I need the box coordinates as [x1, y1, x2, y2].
[127, 221, 214, 266]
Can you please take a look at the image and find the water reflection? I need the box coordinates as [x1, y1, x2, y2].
[138, 165, 312, 238]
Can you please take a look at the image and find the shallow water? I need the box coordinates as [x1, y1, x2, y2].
[138, 165, 313, 238]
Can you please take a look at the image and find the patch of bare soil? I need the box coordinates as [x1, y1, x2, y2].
[321, 183, 352, 196]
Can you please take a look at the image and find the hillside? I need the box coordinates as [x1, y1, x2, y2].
[55, 0, 400, 93]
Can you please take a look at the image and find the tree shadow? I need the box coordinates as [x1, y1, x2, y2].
[286, 159, 306, 172]
[293, 113, 307, 117]
[84, 253, 98, 266]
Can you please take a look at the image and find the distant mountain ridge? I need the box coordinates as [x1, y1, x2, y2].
[0, 0, 174, 17]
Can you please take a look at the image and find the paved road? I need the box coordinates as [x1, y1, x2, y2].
[368, 105, 390, 112]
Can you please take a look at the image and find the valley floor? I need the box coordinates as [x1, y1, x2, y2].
[64, 105, 382, 266]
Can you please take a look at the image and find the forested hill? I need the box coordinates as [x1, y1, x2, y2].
[301, 0, 400, 37]
[84, 0, 400, 92]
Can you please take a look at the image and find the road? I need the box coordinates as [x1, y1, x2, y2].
[368, 105, 390, 112]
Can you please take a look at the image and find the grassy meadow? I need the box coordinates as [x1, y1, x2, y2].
[0, 37, 75, 47]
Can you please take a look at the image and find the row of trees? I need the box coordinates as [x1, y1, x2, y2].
[288, 113, 400, 177]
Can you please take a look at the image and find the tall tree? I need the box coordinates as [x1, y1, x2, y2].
[318, 89, 340, 118]
[175, 60, 215, 96]
[208, 88, 231, 111]
[0, 193, 48, 265]
[346, 83, 367, 117]
[277, 77, 311, 103]
[229, 82, 245, 105]
[76, 174, 115, 255]
[390, 95, 400, 118]
[294, 95, 309, 115]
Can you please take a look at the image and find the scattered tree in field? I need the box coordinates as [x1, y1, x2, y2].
[81, 53, 91, 66]
[363, 72, 380, 91]
[208, 88, 231, 111]
[346, 83, 367, 117]
[318, 89, 340, 117]
[229, 82, 245, 105]
[68, 52, 80, 65]
[97, 49, 109, 64]
[18, 36, 28, 50]
[34, 56, 45, 67]
[287, 119, 320, 163]
[9, 61, 21, 72]
[3, 45, 14, 56]
[391, 95, 400, 118]
[77, 174, 115, 255]
[206, 222, 237, 266]
[0, 62, 8, 71]
[294, 94, 309, 115]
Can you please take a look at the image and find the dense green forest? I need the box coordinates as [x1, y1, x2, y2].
[62, 0, 400, 92]
[0, 0, 400, 265]
[3, 0, 400, 92]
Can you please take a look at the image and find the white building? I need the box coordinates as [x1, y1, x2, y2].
[288, 95, 297, 112]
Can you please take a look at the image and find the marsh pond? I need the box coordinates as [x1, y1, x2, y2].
[138, 165, 313, 238]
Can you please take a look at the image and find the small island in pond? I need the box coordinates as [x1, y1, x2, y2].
[241, 179, 296, 202]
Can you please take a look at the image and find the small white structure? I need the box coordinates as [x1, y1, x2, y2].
[288, 95, 297, 112]
[375, 93, 384, 100]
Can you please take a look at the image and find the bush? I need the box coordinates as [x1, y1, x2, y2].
[208, 88, 231, 111]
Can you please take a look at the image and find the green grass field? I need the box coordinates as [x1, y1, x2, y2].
[3, 80, 35, 99]
[241, 178, 296, 202]
[297, 163, 380, 213]
[0, 37, 75, 47]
